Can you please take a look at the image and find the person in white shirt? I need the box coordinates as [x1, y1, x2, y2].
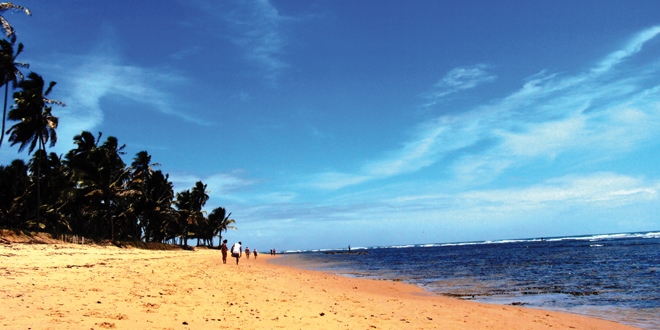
[230, 241, 242, 265]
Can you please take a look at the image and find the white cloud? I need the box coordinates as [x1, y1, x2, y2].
[497, 116, 586, 158]
[363, 124, 445, 177]
[307, 26, 660, 191]
[307, 172, 371, 190]
[461, 173, 657, 208]
[223, 0, 289, 82]
[423, 64, 496, 107]
[592, 25, 660, 74]
[39, 45, 209, 155]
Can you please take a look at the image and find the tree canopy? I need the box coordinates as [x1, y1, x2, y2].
[0, 3, 236, 246]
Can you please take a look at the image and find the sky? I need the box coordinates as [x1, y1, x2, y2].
[2, 1, 660, 251]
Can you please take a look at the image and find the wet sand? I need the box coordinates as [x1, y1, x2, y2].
[0, 242, 638, 329]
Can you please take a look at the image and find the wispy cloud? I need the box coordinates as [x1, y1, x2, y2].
[423, 64, 496, 107]
[244, 172, 658, 246]
[592, 26, 660, 74]
[308, 25, 660, 191]
[365, 172, 657, 220]
[34, 38, 210, 154]
[309, 172, 372, 191]
[223, 0, 289, 83]
[363, 124, 445, 177]
[460, 173, 657, 209]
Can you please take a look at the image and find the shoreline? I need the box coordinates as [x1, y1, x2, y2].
[1, 242, 639, 329]
[271, 252, 655, 329]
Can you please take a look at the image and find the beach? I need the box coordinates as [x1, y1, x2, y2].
[0, 240, 638, 329]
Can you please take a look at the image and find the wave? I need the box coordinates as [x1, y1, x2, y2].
[282, 231, 659, 254]
[468, 231, 660, 246]
[419, 232, 654, 248]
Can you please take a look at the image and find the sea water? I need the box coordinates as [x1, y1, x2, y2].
[275, 232, 660, 329]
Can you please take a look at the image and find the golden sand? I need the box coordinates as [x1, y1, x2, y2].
[0, 242, 638, 329]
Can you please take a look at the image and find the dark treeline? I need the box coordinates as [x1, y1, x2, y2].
[0, 3, 236, 246]
[0, 137, 237, 246]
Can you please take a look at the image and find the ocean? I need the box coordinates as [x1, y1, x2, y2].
[273, 231, 660, 329]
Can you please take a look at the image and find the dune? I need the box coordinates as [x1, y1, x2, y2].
[0, 240, 638, 329]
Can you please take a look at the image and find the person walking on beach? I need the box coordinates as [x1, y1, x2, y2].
[230, 241, 242, 265]
[220, 239, 228, 264]
[245, 246, 251, 259]
[253, 249, 258, 259]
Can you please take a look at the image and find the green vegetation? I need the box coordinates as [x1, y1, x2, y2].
[0, 3, 236, 246]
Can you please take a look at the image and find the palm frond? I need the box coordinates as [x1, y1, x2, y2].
[0, 16, 13, 37]
[0, 3, 31, 15]
[44, 99, 66, 107]
[0, 3, 30, 37]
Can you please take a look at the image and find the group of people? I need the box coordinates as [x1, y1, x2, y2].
[220, 239, 260, 264]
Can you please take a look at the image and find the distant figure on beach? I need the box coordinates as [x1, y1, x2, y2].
[230, 241, 242, 265]
[245, 246, 251, 259]
[220, 239, 228, 264]
[253, 249, 258, 259]
[348, 245, 351, 252]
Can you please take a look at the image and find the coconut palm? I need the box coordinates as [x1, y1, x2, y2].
[95, 136, 134, 241]
[0, 36, 28, 147]
[44, 152, 73, 233]
[188, 181, 209, 245]
[7, 72, 64, 154]
[64, 132, 135, 240]
[128, 151, 153, 239]
[28, 150, 71, 232]
[7, 72, 64, 227]
[208, 206, 236, 247]
[174, 189, 193, 246]
[173, 182, 210, 246]
[0, 2, 30, 38]
[141, 170, 177, 243]
[0, 158, 29, 228]
[191, 181, 209, 212]
[64, 131, 102, 237]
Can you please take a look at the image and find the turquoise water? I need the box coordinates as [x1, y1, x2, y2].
[275, 232, 660, 329]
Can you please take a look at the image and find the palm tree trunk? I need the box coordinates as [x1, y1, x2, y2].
[107, 195, 113, 241]
[36, 136, 43, 229]
[0, 83, 8, 147]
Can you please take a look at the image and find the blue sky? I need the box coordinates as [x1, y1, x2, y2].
[2, 1, 660, 250]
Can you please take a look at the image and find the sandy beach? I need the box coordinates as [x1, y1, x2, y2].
[0, 239, 638, 329]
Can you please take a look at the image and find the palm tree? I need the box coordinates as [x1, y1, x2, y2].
[7, 72, 64, 228]
[191, 181, 209, 212]
[173, 182, 210, 246]
[142, 170, 177, 243]
[64, 132, 135, 241]
[174, 189, 193, 246]
[7, 72, 64, 154]
[64, 131, 102, 237]
[27, 150, 70, 232]
[0, 35, 28, 147]
[0, 158, 29, 228]
[95, 136, 133, 241]
[129, 151, 149, 239]
[0, 3, 30, 38]
[208, 206, 236, 247]
[189, 181, 209, 245]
